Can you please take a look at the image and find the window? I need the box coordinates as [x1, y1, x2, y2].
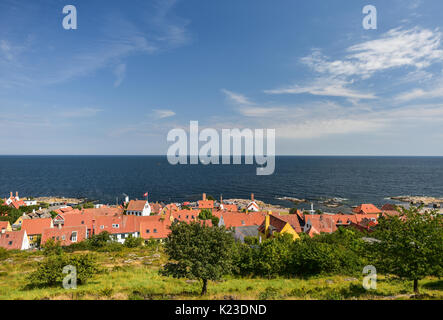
[112, 224, 120, 228]
[100, 225, 104, 229]
[62, 235, 66, 240]
[81, 221, 84, 224]
[146, 229, 150, 233]
[71, 231, 78, 242]
[154, 229, 157, 233]
[8, 241, 12, 245]
[241, 220, 245, 225]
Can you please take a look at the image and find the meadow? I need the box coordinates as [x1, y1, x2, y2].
[0, 247, 441, 300]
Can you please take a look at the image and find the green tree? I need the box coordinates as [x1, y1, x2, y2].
[198, 209, 219, 226]
[162, 222, 234, 295]
[372, 206, 443, 293]
[289, 207, 298, 215]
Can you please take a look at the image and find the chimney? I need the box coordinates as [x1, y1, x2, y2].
[251, 193, 254, 201]
[16, 191, 18, 198]
[10, 192, 12, 198]
[220, 194, 223, 204]
[58, 223, 62, 229]
[203, 193, 206, 201]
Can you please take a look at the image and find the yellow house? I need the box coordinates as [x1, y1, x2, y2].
[13, 216, 26, 230]
[0, 221, 12, 232]
[258, 213, 300, 241]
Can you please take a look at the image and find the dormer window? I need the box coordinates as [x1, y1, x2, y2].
[112, 224, 120, 228]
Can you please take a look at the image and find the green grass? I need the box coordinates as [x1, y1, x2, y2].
[0, 248, 441, 300]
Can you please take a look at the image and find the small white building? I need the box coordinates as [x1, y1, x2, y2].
[126, 200, 151, 216]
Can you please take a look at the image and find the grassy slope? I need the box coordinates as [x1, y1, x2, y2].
[0, 248, 441, 300]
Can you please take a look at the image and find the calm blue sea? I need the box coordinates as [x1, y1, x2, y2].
[0, 156, 442, 212]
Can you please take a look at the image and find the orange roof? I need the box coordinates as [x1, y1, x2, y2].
[42, 226, 87, 246]
[139, 216, 172, 239]
[172, 209, 199, 223]
[0, 230, 27, 250]
[127, 200, 147, 212]
[198, 200, 214, 209]
[353, 204, 381, 215]
[10, 200, 26, 209]
[93, 215, 140, 235]
[0, 221, 10, 231]
[21, 218, 53, 235]
[276, 214, 303, 233]
[258, 215, 289, 234]
[305, 215, 337, 236]
[214, 211, 266, 228]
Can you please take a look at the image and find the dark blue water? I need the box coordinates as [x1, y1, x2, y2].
[0, 156, 442, 212]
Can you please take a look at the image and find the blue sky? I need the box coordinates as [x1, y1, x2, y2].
[1, 0, 443, 155]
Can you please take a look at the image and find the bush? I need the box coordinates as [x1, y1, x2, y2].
[124, 235, 144, 248]
[42, 239, 63, 256]
[28, 253, 99, 288]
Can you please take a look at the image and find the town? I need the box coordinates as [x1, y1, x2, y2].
[0, 191, 414, 251]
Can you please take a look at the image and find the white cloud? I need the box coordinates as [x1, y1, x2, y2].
[394, 85, 443, 102]
[302, 27, 443, 79]
[153, 109, 176, 119]
[265, 77, 376, 100]
[221, 89, 254, 105]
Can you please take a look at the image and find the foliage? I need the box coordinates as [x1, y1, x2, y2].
[162, 222, 235, 295]
[232, 228, 366, 278]
[198, 209, 219, 226]
[289, 207, 298, 215]
[82, 202, 95, 209]
[42, 239, 63, 256]
[371, 206, 443, 293]
[27, 253, 99, 288]
[124, 235, 144, 248]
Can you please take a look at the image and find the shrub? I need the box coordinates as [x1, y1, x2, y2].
[124, 235, 144, 248]
[42, 239, 63, 256]
[28, 253, 99, 288]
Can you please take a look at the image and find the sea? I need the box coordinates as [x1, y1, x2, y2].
[1, 156, 442, 213]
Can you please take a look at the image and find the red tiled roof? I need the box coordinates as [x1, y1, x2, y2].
[21, 218, 53, 236]
[139, 216, 172, 239]
[127, 200, 147, 212]
[10, 200, 26, 209]
[0, 230, 27, 250]
[276, 214, 303, 233]
[258, 214, 289, 234]
[42, 226, 87, 246]
[93, 215, 140, 235]
[305, 215, 337, 236]
[353, 204, 381, 215]
[0, 221, 10, 231]
[171, 209, 200, 222]
[198, 200, 214, 209]
[214, 211, 266, 228]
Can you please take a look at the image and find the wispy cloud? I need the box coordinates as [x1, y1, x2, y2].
[113, 63, 126, 87]
[153, 109, 176, 119]
[265, 77, 376, 100]
[221, 89, 254, 105]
